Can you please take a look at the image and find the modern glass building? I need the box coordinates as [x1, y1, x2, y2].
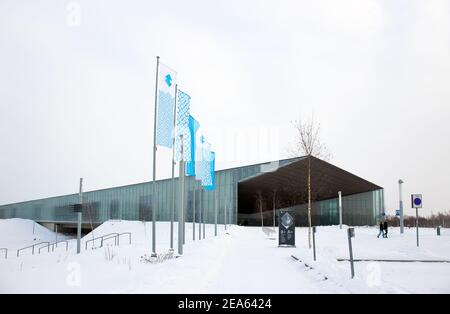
[0, 156, 384, 230]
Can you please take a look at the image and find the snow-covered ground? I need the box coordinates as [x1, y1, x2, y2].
[0, 218, 449, 294]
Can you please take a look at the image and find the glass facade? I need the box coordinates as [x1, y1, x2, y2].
[0, 158, 384, 226]
[238, 189, 384, 227]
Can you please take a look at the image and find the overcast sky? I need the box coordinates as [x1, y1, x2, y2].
[1, 0, 449, 217]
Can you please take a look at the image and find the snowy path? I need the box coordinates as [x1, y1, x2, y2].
[200, 227, 331, 293]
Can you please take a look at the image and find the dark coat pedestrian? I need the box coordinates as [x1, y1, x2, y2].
[383, 221, 388, 238]
[377, 222, 384, 238]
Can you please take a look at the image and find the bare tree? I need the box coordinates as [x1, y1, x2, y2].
[255, 191, 264, 228]
[290, 116, 330, 249]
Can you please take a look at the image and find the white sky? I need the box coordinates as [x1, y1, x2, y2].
[0, 0, 449, 217]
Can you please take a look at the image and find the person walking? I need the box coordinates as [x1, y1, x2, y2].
[377, 221, 384, 238]
[383, 220, 388, 238]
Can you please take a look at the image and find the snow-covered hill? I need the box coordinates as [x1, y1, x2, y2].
[0, 218, 66, 250]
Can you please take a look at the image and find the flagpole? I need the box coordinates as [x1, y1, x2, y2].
[178, 134, 185, 255]
[151, 56, 160, 257]
[170, 84, 178, 251]
[198, 183, 202, 240]
[214, 189, 218, 236]
[193, 181, 196, 241]
[224, 197, 227, 231]
[202, 188, 205, 239]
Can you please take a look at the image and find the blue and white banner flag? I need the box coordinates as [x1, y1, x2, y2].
[186, 115, 199, 176]
[195, 135, 209, 183]
[175, 90, 191, 162]
[155, 62, 177, 148]
[203, 151, 215, 191]
[196, 136, 215, 188]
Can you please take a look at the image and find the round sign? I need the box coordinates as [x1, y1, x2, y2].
[414, 198, 422, 206]
[412, 194, 423, 208]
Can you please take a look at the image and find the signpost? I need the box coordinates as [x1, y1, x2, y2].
[312, 226, 317, 261]
[76, 178, 83, 254]
[278, 209, 295, 247]
[411, 194, 422, 247]
[398, 179, 404, 234]
[347, 227, 355, 279]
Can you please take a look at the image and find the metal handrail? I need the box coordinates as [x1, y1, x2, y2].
[51, 240, 69, 252]
[85, 233, 119, 250]
[37, 242, 52, 254]
[0, 248, 7, 259]
[17, 241, 50, 257]
[118, 232, 132, 245]
[101, 234, 119, 247]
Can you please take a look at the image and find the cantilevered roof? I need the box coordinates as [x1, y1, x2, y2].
[238, 156, 381, 202]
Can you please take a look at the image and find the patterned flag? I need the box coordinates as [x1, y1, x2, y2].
[186, 115, 199, 176]
[155, 62, 177, 148]
[195, 135, 210, 184]
[175, 90, 191, 162]
[203, 151, 215, 190]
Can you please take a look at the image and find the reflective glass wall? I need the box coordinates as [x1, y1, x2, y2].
[0, 158, 382, 227]
[0, 159, 282, 225]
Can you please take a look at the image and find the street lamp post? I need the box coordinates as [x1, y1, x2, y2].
[398, 179, 404, 234]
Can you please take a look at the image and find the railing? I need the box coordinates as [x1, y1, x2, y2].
[38, 240, 69, 254]
[17, 242, 50, 257]
[37, 242, 52, 254]
[52, 240, 69, 252]
[118, 232, 132, 245]
[0, 248, 7, 259]
[14, 232, 132, 256]
[85, 233, 119, 250]
[101, 234, 119, 247]
[84, 232, 132, 250]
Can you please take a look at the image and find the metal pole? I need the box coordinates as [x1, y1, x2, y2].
[151, 56, 160, 257]
[230, 199, 232, 227]
[399, 179, 404, 234]
[312, 226, 316, 261]
[199, 186, 202, 240]
[183, 191, 186, 245]
[416, 208, 419, 247]
[338, 191, 343, 229]
[55, 224, 58, 248]
[273, 190, 276, 228]
[193, 184, 196, 240]
[347, 228, 354, 279]
[259, 192, 263, 228]
[229, 200, 231, 228]
[77, 178, 83, 254]
[214, 189, 218, 236]
[202, 188, 205, 239]
[170, 84, 178, 251]
[178, 135, 185, 255]
[224, 199, 227, 231]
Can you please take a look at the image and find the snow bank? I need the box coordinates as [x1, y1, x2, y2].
[0, 218, 61, 250]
